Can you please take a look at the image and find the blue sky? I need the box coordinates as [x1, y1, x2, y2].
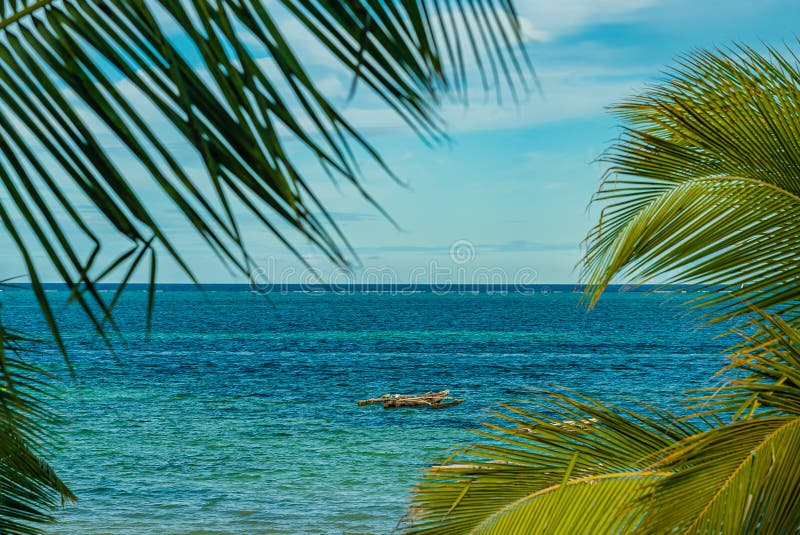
[3, 1, 800, 285]
[237, 0, 800, 286]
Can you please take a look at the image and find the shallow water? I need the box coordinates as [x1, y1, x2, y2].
[4, 288, 730, 534]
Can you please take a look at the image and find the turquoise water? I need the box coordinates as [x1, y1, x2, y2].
[5, 288, 729, 534]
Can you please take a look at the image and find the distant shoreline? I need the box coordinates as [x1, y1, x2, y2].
[10, 283, 721, 294]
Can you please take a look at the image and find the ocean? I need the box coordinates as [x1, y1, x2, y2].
[3, 286, 730, 534]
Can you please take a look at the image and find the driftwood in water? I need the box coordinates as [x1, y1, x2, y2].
[357, 389, 465, 409]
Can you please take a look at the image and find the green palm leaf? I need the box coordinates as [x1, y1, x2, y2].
[403, 390, 702, 534]
[643, 416, 800, 533]
[635, 311, 800, 533]
[688, 309, 800, 419]
[582, 43, 800, 320]
[467, 473, 655, 534]
[0, 0, 533, 352]
[0, 320, 74, 535]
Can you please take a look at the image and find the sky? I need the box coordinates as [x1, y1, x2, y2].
[243, 0, 800, 286]
[3, 1, 800, 286]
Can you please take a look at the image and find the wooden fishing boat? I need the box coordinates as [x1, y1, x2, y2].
[357, 389, 465, 409]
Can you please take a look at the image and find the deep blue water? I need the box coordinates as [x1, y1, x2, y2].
[3, 287, 730, 534]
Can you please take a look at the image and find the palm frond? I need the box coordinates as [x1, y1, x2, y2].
[687, 309, 800, 420]
[582, 43, 800, 320]
[0, 0, 533, 353]
[631, 310, 800, 532]
[402, 389, 702, 534]
[642, 416, 800, 533]
[0, 320, 75, 534]
[465, 472, 656, 534]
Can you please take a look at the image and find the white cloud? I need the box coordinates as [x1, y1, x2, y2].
[331, 70, 643, 135]
[251, 1, 659, 135]
[515, 0, 658, 42]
